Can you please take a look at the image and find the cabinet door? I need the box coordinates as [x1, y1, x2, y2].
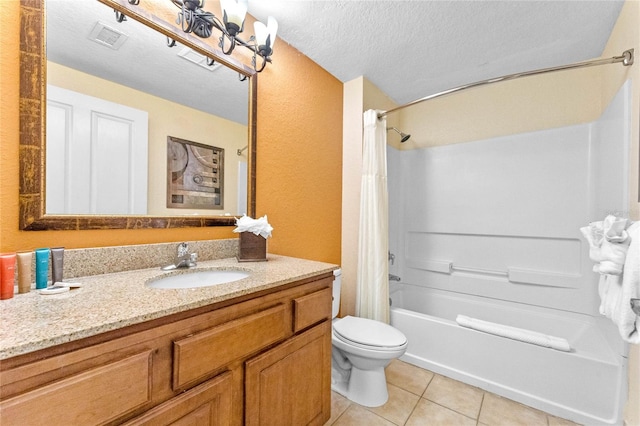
[245, 321, 331, 426]
[123, 371, 233, 426]
[0, 351, 153, 425]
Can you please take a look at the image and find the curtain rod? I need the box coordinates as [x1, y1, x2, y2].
[378, 49, 634, 119]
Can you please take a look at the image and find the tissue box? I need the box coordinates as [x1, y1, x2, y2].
[237, 232, 267, 262]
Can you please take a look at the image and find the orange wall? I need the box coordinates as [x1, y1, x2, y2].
[255, 44, 343, 263]
[0, 1, 343, 265]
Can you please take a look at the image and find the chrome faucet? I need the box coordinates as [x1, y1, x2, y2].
[389, 273, 401, 282]
[161, 242, 198, 271]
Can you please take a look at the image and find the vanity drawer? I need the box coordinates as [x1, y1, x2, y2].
[173, 304, 288, 390]
[0, 350, 153, 425]
[293, 287, 332, 333]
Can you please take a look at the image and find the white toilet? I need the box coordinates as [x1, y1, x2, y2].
[331, 269, 408, 407]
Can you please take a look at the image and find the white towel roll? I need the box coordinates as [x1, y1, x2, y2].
[456, 315, 571, 352]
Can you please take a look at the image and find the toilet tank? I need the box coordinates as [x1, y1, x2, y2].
[332, 269, 341, 318]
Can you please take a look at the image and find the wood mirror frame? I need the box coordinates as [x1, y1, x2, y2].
[19, 0, 257, 230]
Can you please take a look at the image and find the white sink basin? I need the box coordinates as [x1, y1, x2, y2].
[147, 269, 250, 289]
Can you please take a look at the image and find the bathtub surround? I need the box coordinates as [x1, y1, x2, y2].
[357, 110, 390, 323]
[386, 82, 631, 425]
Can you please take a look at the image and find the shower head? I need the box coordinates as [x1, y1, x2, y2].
[387, 127, 411, 143]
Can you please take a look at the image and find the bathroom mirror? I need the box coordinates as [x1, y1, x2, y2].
[19, 0, 257, 230]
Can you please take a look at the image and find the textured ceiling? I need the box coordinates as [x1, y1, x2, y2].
[47, 0, 249, 125]
[48, 1, 625, 120]
[247, 0, 625, 106]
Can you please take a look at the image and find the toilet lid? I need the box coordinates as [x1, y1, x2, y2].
[333, 316, 407, 349]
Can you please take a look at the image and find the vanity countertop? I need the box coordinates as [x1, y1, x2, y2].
[0, 255, 337, 360]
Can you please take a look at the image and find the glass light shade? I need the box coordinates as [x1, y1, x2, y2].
[253, 16, 278, 54]
[220, 0, 248, 27]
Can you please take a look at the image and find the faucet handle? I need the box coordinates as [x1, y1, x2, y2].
[187, 252, 198, 268]
[177, 242, 189, 258]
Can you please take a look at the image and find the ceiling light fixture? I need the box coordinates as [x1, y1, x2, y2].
[170, 0, 278, 73]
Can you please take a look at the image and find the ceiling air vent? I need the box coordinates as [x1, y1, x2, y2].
[88, 21, 128, 50]
[177, 47, 222, 72]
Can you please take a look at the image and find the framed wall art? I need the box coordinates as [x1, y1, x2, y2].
[167, 136, 224, 209]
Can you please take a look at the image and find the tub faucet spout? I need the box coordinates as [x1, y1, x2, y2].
[389, 274, 401, 282]
[162, 242, 198, 270]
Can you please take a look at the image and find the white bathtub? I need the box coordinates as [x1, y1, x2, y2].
[389, 283, 628, 425]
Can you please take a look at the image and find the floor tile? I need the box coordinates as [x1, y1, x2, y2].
[406, 399, 477, 426]
[324, 391, 351, 425]
[423, 374, 484, 419]
[385, 359, 434, 396]
[366, 383, 421, 425]
[327, 360, 584, 426]
[332, 404, 396, 426]
[478, 393, 548, 426]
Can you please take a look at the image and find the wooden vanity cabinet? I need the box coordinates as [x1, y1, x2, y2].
[0, 273, 333, 426]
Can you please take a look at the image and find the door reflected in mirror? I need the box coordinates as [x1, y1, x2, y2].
[45, 0, 250, 217]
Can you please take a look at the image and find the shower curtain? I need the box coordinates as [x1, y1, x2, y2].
[356, 110, 389, 323]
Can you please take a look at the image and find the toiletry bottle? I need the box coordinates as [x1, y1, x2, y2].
[35, 248, 50, 289]
[51, 247, 64, 284]
[0, 253, 16, 300]
[16, 251, 32, 293]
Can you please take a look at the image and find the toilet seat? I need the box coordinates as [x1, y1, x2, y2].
[333, 316, 407, 351]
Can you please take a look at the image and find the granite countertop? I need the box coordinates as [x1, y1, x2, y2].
[0, 255, 337, 360]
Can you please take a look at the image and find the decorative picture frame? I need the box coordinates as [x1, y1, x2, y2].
[166, 136, 224, 210]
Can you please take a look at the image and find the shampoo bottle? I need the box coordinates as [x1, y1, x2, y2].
[0, 253, 16, 300]
[51, 247, 64, 284]
[35, 248, 50, 289]
[16, 251, 32, 293]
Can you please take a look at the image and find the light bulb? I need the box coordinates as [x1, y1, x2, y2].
[254, 16, 278, 56]
[220, 0, 248, 35]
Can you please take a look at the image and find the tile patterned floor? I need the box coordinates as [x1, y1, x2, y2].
[324, 359, 581, 426]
